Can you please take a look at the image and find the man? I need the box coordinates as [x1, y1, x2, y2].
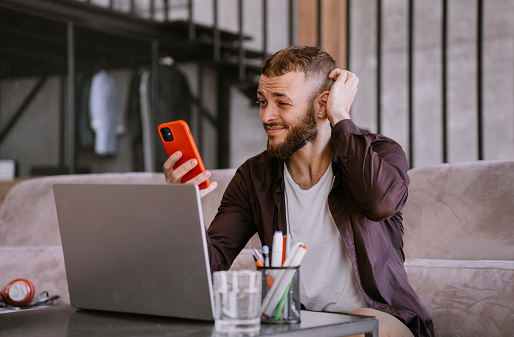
[164, 45, 434, 337]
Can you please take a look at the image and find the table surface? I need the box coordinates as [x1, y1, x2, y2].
[0, 305, 378, 337]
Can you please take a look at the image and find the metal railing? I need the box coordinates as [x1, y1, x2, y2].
[346, 0, 498, 168]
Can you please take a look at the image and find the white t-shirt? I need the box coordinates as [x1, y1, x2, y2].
[283, 163, 368, 313]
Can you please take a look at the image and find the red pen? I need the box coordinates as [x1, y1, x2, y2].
[282, 235, 286, 266]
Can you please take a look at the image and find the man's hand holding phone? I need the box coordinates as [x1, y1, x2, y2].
[159, 120, 218, 198]
[163, 151, 218, 198]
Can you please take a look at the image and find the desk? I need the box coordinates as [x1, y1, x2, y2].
[0, 305, 378, 336]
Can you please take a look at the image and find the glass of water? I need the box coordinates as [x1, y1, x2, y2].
[213, 270, 262, 333]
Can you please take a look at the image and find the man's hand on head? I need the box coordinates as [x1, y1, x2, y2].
[163, 151, 218, 198]
[326, 69, 359, 126]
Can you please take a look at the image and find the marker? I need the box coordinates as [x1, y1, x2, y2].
[262, 245, 270, 267]
[271, 231, 283, 267]
[253, 248, 263, 263]
[283, 242, 306, 267]
[261, 243, 307, 317]
[252, 252, 264, 267]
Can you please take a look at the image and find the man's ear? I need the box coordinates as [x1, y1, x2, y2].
[316, 91, 330, 119]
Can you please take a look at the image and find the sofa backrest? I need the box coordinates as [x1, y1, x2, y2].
[403, 160, 514, 260]
[4, 160, 512, 260]
[0, 169, 237, 247]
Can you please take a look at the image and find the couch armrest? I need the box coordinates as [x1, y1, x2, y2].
[0, 246, 69, 305]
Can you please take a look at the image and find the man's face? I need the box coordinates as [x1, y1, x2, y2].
[257, 72, 318, 159]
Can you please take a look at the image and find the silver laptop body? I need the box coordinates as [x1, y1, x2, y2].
[54, 183, 214, 321]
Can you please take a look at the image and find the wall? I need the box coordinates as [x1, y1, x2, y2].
[2, 0, 511, 177]
[349, 0, 513, 167]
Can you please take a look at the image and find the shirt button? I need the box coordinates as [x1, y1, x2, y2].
[344, 158, 349, 163]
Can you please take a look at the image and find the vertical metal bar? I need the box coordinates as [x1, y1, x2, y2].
[346, 0, 351, 69]
[217, 76, 230, 168]
[188, 0, 195, 40]
[263, 0, 268, 61]
[376, 0, 382, 134]
[442, 0, 448, 163]
[67, 21, 76, 174]
[477, 0, 484, 160]
[150, 0, 155, 21]
[109, 0, 113, 10]
[130, 0, 135, 16]
[214, 0, 220, 60]
[408, 0, 414, 168]
[59, 75, 66, 168]
[288, 0, 294, 45]
[150, 40, 159, 172]
[164, 0, 169, 22]
[317, 0, 322, 48]
[198, 64, 204, 154]
[238, 0, 245, 81]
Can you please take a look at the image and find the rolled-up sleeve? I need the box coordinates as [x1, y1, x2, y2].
[331, 119, 409, 221]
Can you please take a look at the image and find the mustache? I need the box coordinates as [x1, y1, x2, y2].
[263, 122, 288, 129]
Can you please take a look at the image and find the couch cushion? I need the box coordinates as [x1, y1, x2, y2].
[405, 258, 514, 337]
[403, 160, 514, 260]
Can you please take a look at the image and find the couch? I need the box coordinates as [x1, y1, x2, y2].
[1, 160, 512, 336]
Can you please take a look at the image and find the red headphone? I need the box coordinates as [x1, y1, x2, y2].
[0, 279, 36, 307]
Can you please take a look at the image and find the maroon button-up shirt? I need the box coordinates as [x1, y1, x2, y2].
[207, 120, 435, 337]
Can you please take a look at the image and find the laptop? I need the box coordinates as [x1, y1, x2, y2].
[53, 183, 214, 321]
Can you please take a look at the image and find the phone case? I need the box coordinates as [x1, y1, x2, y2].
[158, 120, 210, 190]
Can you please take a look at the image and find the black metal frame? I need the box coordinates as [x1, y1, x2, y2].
[0, 0, 296, 173]
[376, 0, 382, 135]
[5, 0, 494, 173]
[347, 0, 489, 168]
[407, 0, 414, 167]
[476, 0, 484, 161]
[441, 0, 448, 163]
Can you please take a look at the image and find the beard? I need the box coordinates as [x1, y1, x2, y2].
[265, 105, 318, 160]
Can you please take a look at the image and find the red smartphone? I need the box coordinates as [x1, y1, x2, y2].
[158, 120, 210, 190]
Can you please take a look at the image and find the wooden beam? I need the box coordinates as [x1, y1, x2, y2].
[297, 0, 348, 69]
[297, 0, 318, 47]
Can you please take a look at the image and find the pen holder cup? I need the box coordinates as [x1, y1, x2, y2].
[258, 266, 301, 324]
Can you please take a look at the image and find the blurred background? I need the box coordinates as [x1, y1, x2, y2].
[0, 0, 512, 178]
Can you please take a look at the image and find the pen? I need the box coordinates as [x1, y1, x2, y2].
[262, 245, 270, 267]
[271, 231, 283, 267]
[252, 252, 264, 267]
[285, 233, 291, 259]
[261, 243, 307, 317]
[253, 248, 263, 263]
[283, 234, 291, 319]
[282, 235, 286, 266]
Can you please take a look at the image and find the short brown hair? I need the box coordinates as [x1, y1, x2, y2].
[261, 45, 336, 97]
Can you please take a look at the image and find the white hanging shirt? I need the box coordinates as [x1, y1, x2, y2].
[89, 70, 124, 156]
[283, 163, 368, 313]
